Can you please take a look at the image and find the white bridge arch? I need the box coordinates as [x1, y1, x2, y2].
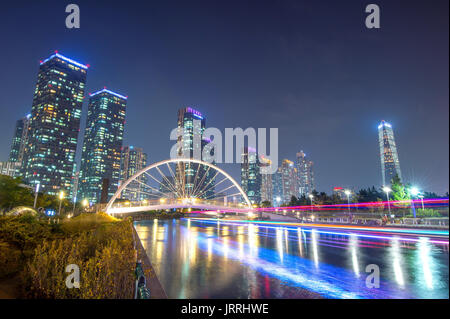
[106, 158, 252, 215]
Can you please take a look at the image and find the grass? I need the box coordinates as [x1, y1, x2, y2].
[0, 212, 136, 298]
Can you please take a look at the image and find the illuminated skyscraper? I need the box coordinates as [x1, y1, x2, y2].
[260, 156, 273, 204]
[280, 159, 297, 203]
[120, 146, 148, 201]
[7, 114, 31, 177]
[176, 107, 214, 199]
[378, 120, 402, 186]
[241, 147, 261, 204]
[22, 52, 88, 196]
[296, 150, 315, 196]
[79, 89, 127, 204]
[272, 167, 283, 205]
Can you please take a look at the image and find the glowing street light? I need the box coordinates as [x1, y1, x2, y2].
[82, 199, 89, 210]
[409, 186, 420, 218]
[345, 190, 351, 216]
[308, 194, 314, 214]
[410, 187, 420, 197]
[276, 196, 281, 207]
[33, 182, 40, 209]
[58, 191, 64, 215]
[382, 186, 392, 215]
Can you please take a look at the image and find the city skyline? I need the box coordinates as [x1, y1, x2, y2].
[0, 1, 448, 195]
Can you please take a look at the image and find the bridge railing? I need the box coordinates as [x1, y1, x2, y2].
[110, 198, 248, 210]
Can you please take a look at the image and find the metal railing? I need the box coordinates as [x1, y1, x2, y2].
[134, 261, 151, 299]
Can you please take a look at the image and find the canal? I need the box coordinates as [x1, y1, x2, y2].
[135, 218, 449, 299]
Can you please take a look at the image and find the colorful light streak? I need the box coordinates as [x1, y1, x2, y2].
[184, 218, 449, 245]
[187, 222, 416, 298]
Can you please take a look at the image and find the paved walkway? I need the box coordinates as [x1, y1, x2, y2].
[133, 227, 168, 299]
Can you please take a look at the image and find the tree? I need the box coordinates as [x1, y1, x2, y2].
[390, 174, 410, 202]
[0, 175, 34, 211]
[260, 201, 272, 208]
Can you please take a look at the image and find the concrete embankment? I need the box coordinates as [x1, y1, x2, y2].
[132, 227, 168, 299]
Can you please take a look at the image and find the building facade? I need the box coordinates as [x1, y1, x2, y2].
[120, 146, 148, 201]
[176, 107, 214, 199]
[296, 150, 315, 196]
[378, 120, 402, 186]
[8, 114, 31, 177]
[260, 156, 273, 204]
[79, 89, 127, 204]
[272, 167, 283, 205]
[280, 159, 298, 204]
[22, 53, 88, 196]
[241, 147, 261, 204]
[0, 161, 21, 177]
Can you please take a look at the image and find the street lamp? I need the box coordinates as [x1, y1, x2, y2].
[58, 191, 64, 216]
[418, 195, 425, 210]
[345, 190, 351, 216]
[308, 194, 314, 214]
[71, 195, 77, 217]
[409, 187, 420, 219]
[382, 186, 392, 215]
[33, 183, 40, 209]
[82, 199, 89, 211]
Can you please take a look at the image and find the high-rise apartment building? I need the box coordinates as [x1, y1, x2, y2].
[272, 167, 283, 205]
[280, 159, 298, 203]
[296, 150, 315, 196]
[260, 156, 273, 204]
[176, 107, 214, 199]
[9, 115, 31, 163]
[79, 89, 127, 204]
[241, 147, 261, 204]
[22, 52, 88, 196]
[378, 120, 402, 186]
[120, 146, 148, 201]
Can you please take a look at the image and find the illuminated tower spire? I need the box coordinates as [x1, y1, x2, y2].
[378, 120, 402, 186]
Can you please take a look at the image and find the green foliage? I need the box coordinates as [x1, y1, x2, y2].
[24, 217, 135, 299]
[260, 201, 272, 208]
[357, 186, 383, 202]
[390, 175, 410, 202]
[0, 175, 34, 211]
[406, 209, 443, 218]
[0, 212, 136, 298]
[0, 241, 22, 278]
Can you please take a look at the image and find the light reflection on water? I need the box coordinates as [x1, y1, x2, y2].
[135, 219, 449, 299]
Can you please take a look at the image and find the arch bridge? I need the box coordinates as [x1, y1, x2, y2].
[106, 158, 253, 215]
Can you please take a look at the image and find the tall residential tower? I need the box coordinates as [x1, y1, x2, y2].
[241, 147, 261, 204]
[120, 146, 148, 201]
[79, 89, 127, 204]
[296, 150, 315, 196]
[22, 53, 88, 195]
[176, 107, 214, 199]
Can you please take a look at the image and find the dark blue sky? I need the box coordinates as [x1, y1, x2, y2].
[0, 0, 448, 194]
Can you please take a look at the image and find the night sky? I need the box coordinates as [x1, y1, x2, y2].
[0, 0, 448, 194]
